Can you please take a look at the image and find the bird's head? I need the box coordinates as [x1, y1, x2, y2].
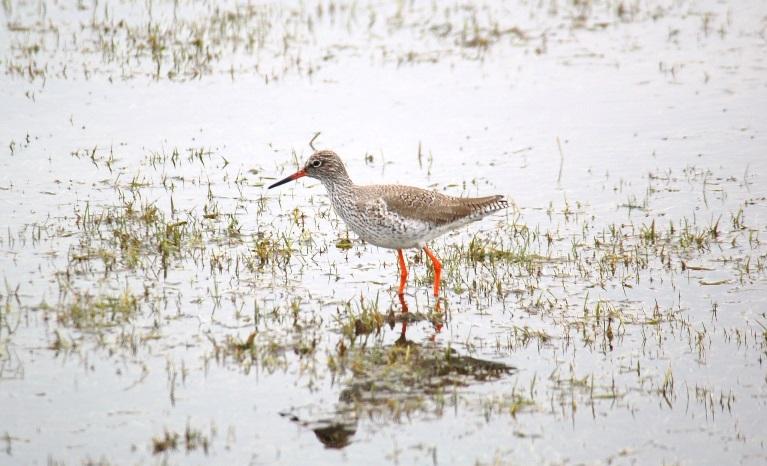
[268, 150, 348, 189]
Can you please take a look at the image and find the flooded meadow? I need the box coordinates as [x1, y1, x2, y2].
[1, 0, 766, 464]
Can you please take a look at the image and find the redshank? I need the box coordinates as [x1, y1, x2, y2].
[268, 150, 507, 300]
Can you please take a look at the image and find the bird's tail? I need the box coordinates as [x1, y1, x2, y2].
[462, 194, 508, 216]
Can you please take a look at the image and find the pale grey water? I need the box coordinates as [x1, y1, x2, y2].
[1, 1, 766, 465]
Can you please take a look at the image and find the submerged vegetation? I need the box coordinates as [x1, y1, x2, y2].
[1, 0, 728, 83]
[1, 0, 766, 465]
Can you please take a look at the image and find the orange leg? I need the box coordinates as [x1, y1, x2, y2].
[396, 249, 408, 296]
[397, 292, 409, 313]
[423, 245, 442, 298]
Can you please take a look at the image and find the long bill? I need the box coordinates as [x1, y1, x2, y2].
[268, 169, 306, 189]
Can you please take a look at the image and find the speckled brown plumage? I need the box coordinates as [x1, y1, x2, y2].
[357, 185, 507, 226]
[268, 149, 508, 299]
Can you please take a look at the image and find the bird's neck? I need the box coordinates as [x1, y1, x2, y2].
[322, 173, 354, 196]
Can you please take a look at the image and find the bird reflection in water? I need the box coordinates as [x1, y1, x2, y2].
[281, 295, 508, 450]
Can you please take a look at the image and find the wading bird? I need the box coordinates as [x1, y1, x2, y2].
[268, 150, 507, 302]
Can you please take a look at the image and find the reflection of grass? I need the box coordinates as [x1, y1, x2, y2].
[341, 294, 383, 338]
[152, 423, 212, 455]
[54, 290, 138, 329]
[205, 327, 319, 375]
[74, 200, 203, 274]
[3, 1, 669, 83]
[480, 392, 536, 418]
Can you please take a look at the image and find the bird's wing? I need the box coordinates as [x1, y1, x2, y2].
[358, 185, 507, 226]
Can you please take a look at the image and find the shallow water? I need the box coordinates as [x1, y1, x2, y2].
[1, 1, 767, 465]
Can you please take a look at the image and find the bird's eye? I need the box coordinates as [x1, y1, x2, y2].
[311, 160, 322, 168]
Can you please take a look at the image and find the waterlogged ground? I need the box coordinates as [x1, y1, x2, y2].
[1, 0, 767, 464]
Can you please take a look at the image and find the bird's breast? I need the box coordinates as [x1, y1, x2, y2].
[329, 193, 434, 249]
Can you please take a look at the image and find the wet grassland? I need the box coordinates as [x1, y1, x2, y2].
[1, 0, 767, 464]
